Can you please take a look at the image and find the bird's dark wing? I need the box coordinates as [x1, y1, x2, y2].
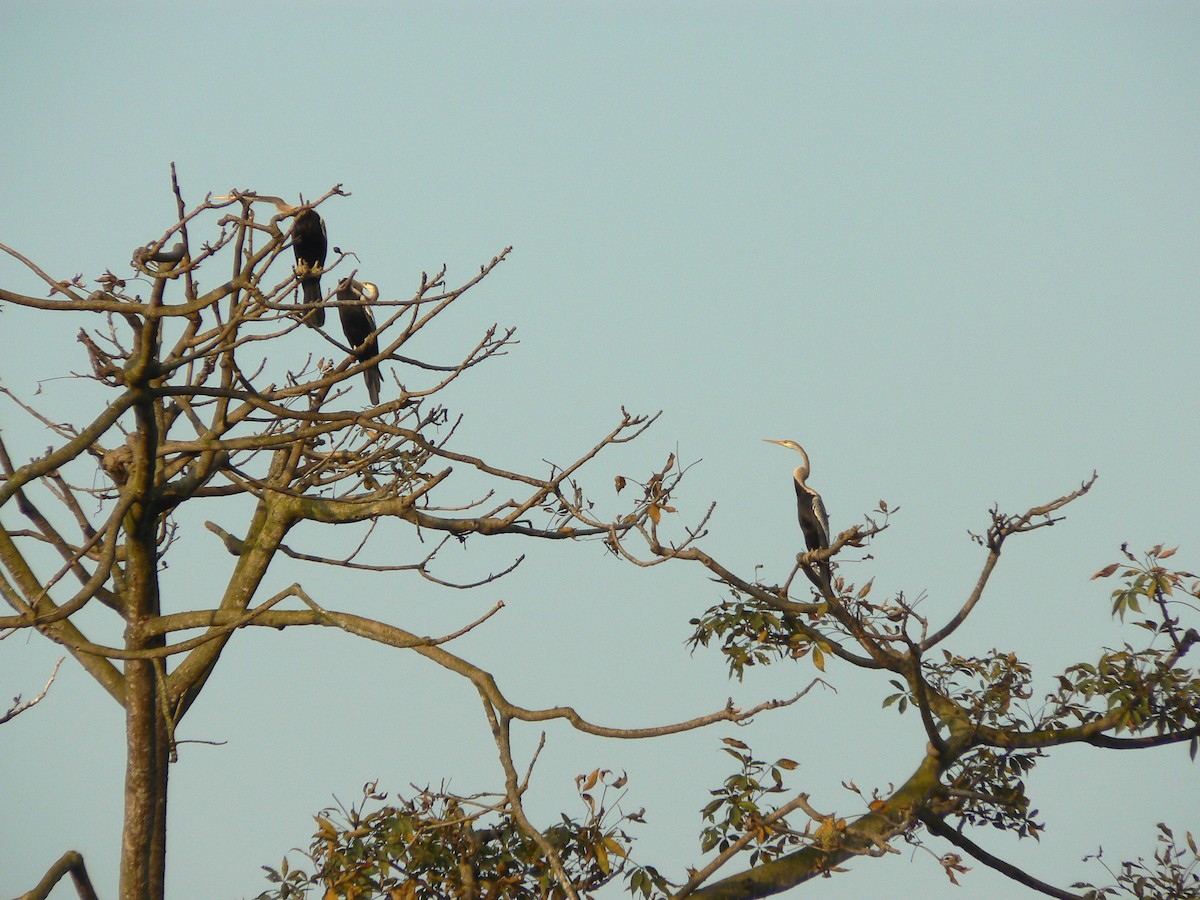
[810, 491, 830, 549]
[337, 298, 377, 353]
[292, 209, 328, 268]
[793, 479, 830, 552]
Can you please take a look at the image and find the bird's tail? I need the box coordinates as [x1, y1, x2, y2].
[801, 554, 833, 595]
[364, 366, 382, 406]
[818, 560, 833, 594]
[301, 279, 325, 328]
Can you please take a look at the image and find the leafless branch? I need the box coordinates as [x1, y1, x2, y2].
[15, 850, 99, 900]
[923, 475, 1097, 652]
[919, 812, 1087, 900]
[480, 696, 581, 900]
[1, 657, 64, 725]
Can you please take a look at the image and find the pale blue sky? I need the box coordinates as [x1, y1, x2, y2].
[1, 3, 1198, 898]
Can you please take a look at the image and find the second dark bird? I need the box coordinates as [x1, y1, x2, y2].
[336, 277, 383, 405]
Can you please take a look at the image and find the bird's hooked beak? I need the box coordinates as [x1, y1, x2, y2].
[360, 282, 380, 302]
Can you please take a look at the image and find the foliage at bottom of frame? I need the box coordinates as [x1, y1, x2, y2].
[257, 772, 672, 900]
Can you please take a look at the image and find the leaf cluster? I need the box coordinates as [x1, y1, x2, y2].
[1075, 823, 1200, 899]
[688, 593, 828, 681]
[920, 650, 1035, 731]
[939, 746, 1043, 839]
[258, 774, 643, 900]
[699, 738, 802, 866]
[1046, 647, 1200, 738]
[1061, 547, 1200, 743]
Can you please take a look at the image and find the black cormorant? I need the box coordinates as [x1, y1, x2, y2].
[216, 193, 327, 326]
[289, 206, 328, 327]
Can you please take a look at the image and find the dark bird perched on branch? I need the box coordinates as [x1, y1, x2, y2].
[216, 193, 328, 326]
[764, 439, 831, 588]
[336, 277, 383, 405]
[290, 206, 328, 326]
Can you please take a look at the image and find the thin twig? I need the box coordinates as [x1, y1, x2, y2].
[1, 657, 64, 725]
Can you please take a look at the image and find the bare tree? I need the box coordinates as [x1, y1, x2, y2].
[3, 171, 1197, 900]
[0, 170, 768, 900]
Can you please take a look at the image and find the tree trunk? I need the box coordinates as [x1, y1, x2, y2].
[119, 382, 170, 900]
[119, 657, 169, 900]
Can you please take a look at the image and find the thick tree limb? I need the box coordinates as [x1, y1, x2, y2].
[16, 850, 100, 900]
[688, 748, 941, 900]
